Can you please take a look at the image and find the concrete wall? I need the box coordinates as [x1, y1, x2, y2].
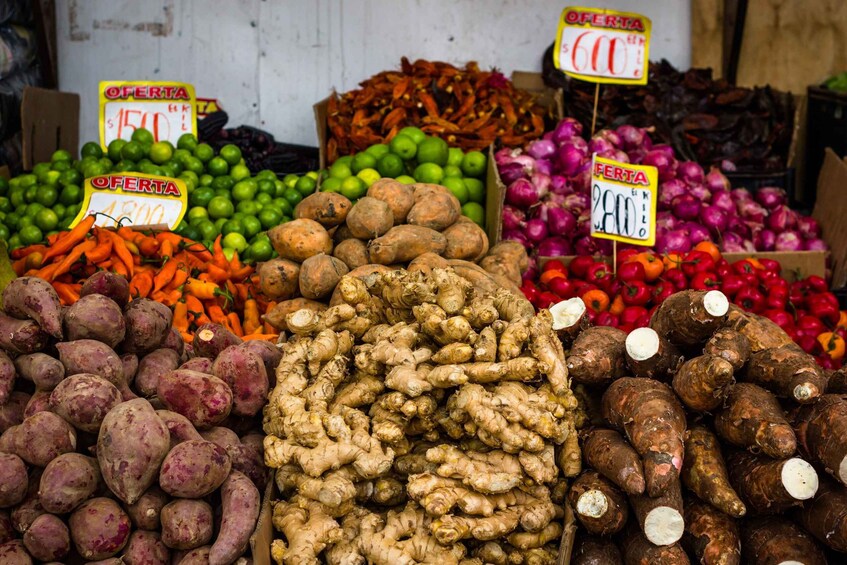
[56, 0, 691, 146]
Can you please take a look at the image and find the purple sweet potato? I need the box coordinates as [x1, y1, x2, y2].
[121, 530, 169, 565]
[228, 442, 268, 490]
[0, 313, 48, 355]
[209, 470, 260, 565]
[14, 353, 64, 391]
[55, 339, 134, 400]
[212, 345, 268, 417]
[193, 323, 242, 359]
[81, 271, 130, 308]
[22, 390, 50, 418]
[121, 353, 139, 385]
[49, 374, 122, 433]
[0, 510, 12, 543]
[136, 348, 180, 397]
[156, 410, 203, 450]
[23, 513, 69, 562]
[161, 499, 214, 550]
[0, 351, 14, 404]
[176, 545, 211, 564]
[38, 453, 101, 514]
[179, 357, 214, 374]
[69, 497, 131, 560]
[64, 294, 126, 348]
[0, 391, 27, 433]
[123, 299, 173, 354]
[3, 277, 63, 338]
[159, 440, 231, 498]
[10, 468, 44, 534]
[157, 370, 233, 430]
[97, 398, 170, 505]
[201, 426, 240, 450]
[11, 411, 77, 466]
[0, 539, 33, 565]
[239, 340, 282, 381]
[163, 328, 185, 357]
[125, 486, 169, 531]
[0, 453, 27, 507]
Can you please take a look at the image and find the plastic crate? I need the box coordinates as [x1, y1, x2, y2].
[804, 86, 847, 207]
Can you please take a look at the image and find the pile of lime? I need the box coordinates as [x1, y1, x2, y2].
[322, 126, 487, 226]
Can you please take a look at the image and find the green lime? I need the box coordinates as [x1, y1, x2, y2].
[230, 164, 251, 182]
[340, 176, 367, 200]
[329, 162, 353, 179]
[197, 219, 219, 241]
[131, 128, 155, 145]
[220, 144, 242, 166]
[335, 156, 354, 168]
[377, 153, 405, 178]
[222, 233, 249, 254]
[17, 216, 33, 229]
[258, 208, 283, 229]
[66, 203, 82, 218]
[211, 175, 235, 192]
[7, 234, 20, 249]
[398, 127, 426, 145]
[121, 141, 144, 162]
[464, 178, 485, 203]
[0, 198, 11, 213]
[231, 212, 245, 222]
[187, 206, 209, 224]
[283, 174, 299, 189]
[51, 149, 72, 162]
[256, 170, 277, 181]
[184, 157, 205, 176]
[33, 163, 50, 176]
[192, 143, 213, 163]
[396, 175, 416, 185]
[97, 157, 114, 171]
[442, 177, 469, 204]
[247, 239, 274, 262]
[160, 161, 182, 177]
[38, 170, 61, 186]
[173, 148, 192, 165]
[414, 163, 444, 185]
[149, 141, 174, 164]
[214, 217, 228, 231]
[256, 193, 273, 206]
[364, 143, 390, 159]
[257, 179, 275, 196]
[208, 157, 229, 177]
[351, 152, 378, 174]
[59, 169, 82, 187]
[0, 179, 7, 197]
[59, 184, 82, 205]
[283, 188, 303, 206]
[214, 188, 231, 199]
[4, 213, 19, 229]
[416, 136, 449, 166]
[81, 142, 103, 159]
[198, 173, 213, 187]
[447, 147, 464, 167]
[35, 186, 58, 207]
[51, 160, 71, 173]
[0, 225, 9, 241]
[181, 224, 201, 242]
[321, 177, 342, 193]
[274, 198, 293, 216]
[443, 165, 463, 178]
[16, 174, 36, 188]
[8, 189, 24, 209]
[52, 203, 66, 219]
[295, 176, 317, 196]
[273, 180, 286, 197]
[34, 209, 58, 231]
[461, 151, 487, 178]
[139, 163, 165, 176]
[177, 133, 198, 151]
[25, 203, 44, 217]
[389, 134, 417, 160]
[462, 202, 485, 226]
[242, 216, 262, 239]
[236, 201, 260, 216]
[208, 196, 235, 219]
[232, 180, 257, 202]
[24, 186, 37, 203]
[178, 173, 198, 193]
[107, 139, 128, 162]
[356, 168, 380, 188]
[18, 225, 43, 245]
[221, 219, 245, 236]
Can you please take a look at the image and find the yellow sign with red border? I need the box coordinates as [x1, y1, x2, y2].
[590, 154, 658, 246]
[99, 81, 197, 148]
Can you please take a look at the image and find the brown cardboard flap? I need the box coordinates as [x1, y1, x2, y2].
[485, 144, 505, 245]
[314, 96, 330, 171]
[814, 149, 847, 287]
[511, 71, 564, 120]
[20, 87, 80, 170]
[250, 481, 274, 565]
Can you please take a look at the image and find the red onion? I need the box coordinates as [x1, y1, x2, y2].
[505, 178, 541, 207]
[616, 124, 646, 149]
[721, 232, 744, 252]
[523, 256, 538, 282]
[550, 175, 570, 195]
[726, 216, 752, 239]
[527, 139, 556, 160]
[628, 149, 646, 164]
[705, 167, 731, 192]
[534, 159, 552, 177]
[538, 237, 572, 257]
[754, 229, 777, 251]
[677, 161, 705, 185]
[524, 218, 548, 244]
[797, 216, 822, 239]
[501, 205, 525, 232]
[651, 144, 676, 160]
[766, 205, 797, 232]
[684, 222, 712, 245]
[804, 238, 828, 251]
[710, 190, 735, 214]
[612, 150, 630, 163]
[552, 118, 583, 144]
[542, 131, 555, 142]
[699, 206, 729, 234]
[547, 207, 576, 235]
[737, 199, 766, 223]
[658, 179, 687, 209]
[720, 159, 737, 172]
[502, 229, 531, 249]
[671, 194, 701, 221]
[531, 172, 551, 198]
[642, 149, 676, 181]
[731, 188, 752, 202]
[774, 231, 804, 252]
[657, 211, 679, 231]
[596, 129, 623, 148]
[688, 183, 712, 202]
[556, 144, 585, 177]
[655, 229, 692, 253]
[571, 171, 591, 195]
[562, 193, 590, 212]
[588, 137, 614, 155]
[754, 187, 787, 210]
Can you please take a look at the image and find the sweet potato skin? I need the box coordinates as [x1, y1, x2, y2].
[192, 323, 242, 360]
[22, 513, 70, 562]
[157, 370, 233, 430]
[38, 453, 101, 514]
[367, 178, 415, 224]
[269, 218, 333, 262]
[14, 353, 64, 392]
[2, 276, 63, 338]
[0, 453, 27, 507]
[298, 254, 349, 300]
[64, 293, 126, 348]
[49, 374, 122, 433]
[121, 529, 169, 565]
[582, 428, 645, 495]
[0, 313, 48, 354]
[368, 225, 448, 265]
[135, 348, 181, 398]
[158, 440, 231, 498]
[0, 351, 13, 404]
[0, 539, 33, 565]
[160, 499, 214, 550]
[122, 299, 173, 355]
[80, 270, 130, 308]
[208, 470, 260, 565]
[212, 345, 268, 417]
[55, 339, 131, 400]
[258, 259, 301, 301]
[294, 191, 352, 227]
[682, 499, 741, 565]
[156, 409, 203, 450]
[69, 497, 131, 560]
[0, 391, 28, 434]
[407, 187, 461, 231]
[9, 411, 77, 467]
[124, 486, 169, 531]
[345, 197, 394, 240]
[681, 426, 746, 518]
[714, 383, 796, 459]
[333, 238, 370, 271]
[442, 220, 489, 261]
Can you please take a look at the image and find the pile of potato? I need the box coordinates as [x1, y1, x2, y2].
[0, 273, 273, 564]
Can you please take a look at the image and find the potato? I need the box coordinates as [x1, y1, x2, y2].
[121, 353, 139, 385]
[156, 410, 203, 450]
[135, 348, 180, 397]
[0, 352, 13, 405]
[333, 238, 369, 270]
[159, 440, 231, 498]
[80, 271, 130, 308]
[157, 370, 233, 429]
[55, 339, 133, 400]
[332, 223, 357, 244]
[345, 197, 394, 239]
[97, 398, 170, 505]
[23, 513, 69, 562]
[299, 254, 349, 300]
[9, 411, 77, 467]
[0, 453, 27, 507]
[161, 499, 214, 550]
[63, 294, 126, 348]
[2, 277, 63, 339]
[367, 178, 416, 224]
[38, 453, 101, 514]
[49, 374, 122, 433]
[69, 497, 131, 560]
[294, 192, 352, 227]
[13, 353, 63, 393]
[179, 357, 214, 374]
[0, 539, 33, 564]
[209, 470, 261, 565]
[368, 225, 448, 264]
[269, 219, 333, 262]
[123, 299, 173, 355]
[125, 486, 169, 530]
[258, 259, 301, 300]
[193, 323, 242, 360]
[0, 313, 48, 355]
[0, 391, 28, 434]
[201, 426, 240, 449]
[122, 530, 169, 565]
[407, 186, 461, 231]
[264, 298, 327, 332]
[239, 340, 282, 380]
[443, 219, 490, 261]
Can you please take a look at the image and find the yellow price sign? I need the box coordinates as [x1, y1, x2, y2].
[590, 154, 658, 246]
[99, 81, 197, 148]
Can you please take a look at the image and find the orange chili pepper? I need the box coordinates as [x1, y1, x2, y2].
[635, 252, 664, 282]
[838, 311, 847, 329]
[539, 270, 566, 286]
[153, 258, 179, 293]
[129, 270, 154, 298]
[163, 268, 190, 292]
[108, 232, 135, 278]
[609, 294, 626, 316]
[243, 298, 261, 335]
[206, 303, 227, 325]
[693, 241, 722, 263]
[211, 235, 228, 270]
[173, 300, 190, 333]
[241, 333, 279, 342]
[52, 282, 81, 305]
[818, 332, 846, 361]
[42, 215, 96, 261]
[227, 312, 244, 337]
[582, 289, 610, 313]
[662, 252, 685, 271]
[50, 240, 97, 281]
[185, 278, 222, 301]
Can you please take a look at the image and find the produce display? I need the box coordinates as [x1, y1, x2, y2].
[263, 266, 583, 564]
[0, 273, 270, 563]
[498, 118, 826, 257]
[326, 57, 547, 160]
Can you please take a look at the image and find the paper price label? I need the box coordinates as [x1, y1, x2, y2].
[72, 173, 188, 231]
[590, 154, 658, 246]
[554, 7, 651, 85]
[99, 81, 197, 148]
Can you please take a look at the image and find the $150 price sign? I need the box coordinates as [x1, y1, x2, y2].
[590, 155, 658, 246]
[553, 6, 651, 85]
[99, 81, 197, 148]
[71, 173, 188, 231]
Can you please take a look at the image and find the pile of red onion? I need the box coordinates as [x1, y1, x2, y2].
[497, 118, 826, 277]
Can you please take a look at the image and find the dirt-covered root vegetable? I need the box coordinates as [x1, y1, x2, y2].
[22, 391, 50, 418]
[263, 298, 327, 332]
[14, 353, 64, 392]
[157, 369, 233, 429]
[9, 466, 44, 534]
[257, 258, 300, 301]
[121, 353, 139, 384]
[38, 453, 101, 514]
[793, 394, 847, 485]
[48, 374, 121, 433]
[160, 499, 214, 550]
[345, 196, 394, 240]
[649, 289, 729, 347]
[629, 478, 685, 547]
[333, 238, 370, 270]
[671, 354, 734, 412]
[0, 391, 27, 433]
[0, 511, 11, 543]
[727, 450, 818, 513]
[0, 539, 33, 564]
[567, 470, 628, 536]
[0, 453, 27, 507]
[624, 327, 684, 380]
[681, 427, 745, 518]
[548, 297, 588, 345]
[125, 486, 169, 531]
[208, 470, 260, 565]
[682, 499, 741, 565]
[7, 411, 77, 466]
[744, 345, 828, 404]
[240, 340, 282, 378]
[797, 478, 847, 553]
[741, 516, 827, 565]
[723, 306, 796, 353]
[294, 191, 352, 227]
[602, 378, 686, 497]
[406, 187, 461, 231]
[367, 178, 415, 224]
[55, 339, 133, 400]
[2, 276, 63, 339]
[482, 241, 528, 287]
[0, 313, 48, 355]
[270, 218, 334, 262]
[122, 298, 173, 355]
[69, 497, 131, 560]
[566, 326, 627, 385]
[63, 293, 126, 348]
[714, 383, 796, 459]
[80, 270, 130, 308]
[193, 323, 243, 359]
[572, 536, 622, 565]
[159, 440, 231, 498]
[121, 530, 169, 565]
[704, 327, 751, 372]
[134, 348, 180, 397]
[442, 220, 489, 261]
[582, 428, 645, 495]
[22, 513, 69, 562]
[621, 525, 690, 565]
[368, 225, 448, 264]
[228, 441, 268, 490]
[299, 254, 350, 300]
[97, 398, 170, 505]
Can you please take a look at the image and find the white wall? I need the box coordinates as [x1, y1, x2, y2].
[56, 0, 691, 147]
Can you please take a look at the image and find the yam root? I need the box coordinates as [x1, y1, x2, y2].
[723, 305, 795, 352]
[744, 345, 828, 403]
[294, 192, 352, 228]
[704, 328, 751, 372]
[367, 178, 415, 224]
[567, 470, 628, 536]
[741, 516, 827, 565]
[566, 326, 627, 386]
[714, 383, 796, 459]
[793, 393, 847, 485]
[602, 378, 686, 497]
[798, 477, 847, 552]
[649, 289, 729, 347]
[682, 499, 741, 565]
[629, 479, 685, 546]
[481, 241, 528, 287]
[333, 239, 370, 271]
[269, 219, 333, 262]
[671, 354, 735, 412]
[624, 327, 683, 381]
[681, 426, 746, 518]
[621, 525, 690, 564]
[727, 450, 818, 513]
[581, 428, 645, 495]
[368, 225, 447, 265]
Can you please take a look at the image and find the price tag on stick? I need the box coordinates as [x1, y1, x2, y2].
[71, 173, 188, 231]
[99, 81, 198, 148]
[590, 154, 658, 246]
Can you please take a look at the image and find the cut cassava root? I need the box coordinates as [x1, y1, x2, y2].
[629, 479, 685, 546]
[624, 327, 683, 380]
[727, 450, 819, 513]
[567, 470, 628, 536]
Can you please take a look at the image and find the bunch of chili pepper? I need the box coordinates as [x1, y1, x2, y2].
[10, 216, 278, 344]
[521, 240, 847, 369]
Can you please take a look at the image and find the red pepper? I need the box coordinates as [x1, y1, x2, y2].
[620, 306, 648, 326]
[691, 272, 721, 291]
[807, 275, 829, 293]
[587, 262, 613, 291]
[617, 323, 636, 334]
[535, 291, 560, 310]
[734, 286, 766, 313]
[796, 334, 821, 355]
[569, 256, 596, 279]
[572, 281, 599, 297]
[616, 248, 640, 266]
[720, 274, 746, 298]
[808, 294, 840, 326]
[758, 269, 783, 285]
[715, 258, 732, 278]
[635, 311, 652, 328]
[652, 281, 675, 304]
[594, 311, 619, 328]
[621, 281, 652, 306]
[543, 259, 567, 273]
[790, 281, 810, 307]
[607, 280, 624, 298]
[758, 258, 781, 274]
[740, 272, 759, 288]
[681, 251, 716, 278]
[763, 309, 795, 332]
[733, 259, 761, 276]
[797, 314, 826, 337]
[762, 276, 790, 291]
[617, 260, 646, 282]
[663, 268, 688, 290]
[765, 286, 789, 310]
[548, 277, 575, 299]
[818, 355, 838, 370]
[521, 280, 539, 303]
[837, 327, 847, 342]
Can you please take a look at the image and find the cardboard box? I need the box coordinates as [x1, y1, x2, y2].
[510, 70, 564, 122]
[813, 148, 847, 287]
[20, 86, 80, 170]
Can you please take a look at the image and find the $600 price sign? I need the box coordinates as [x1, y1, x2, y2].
[590, 155, 658, 246]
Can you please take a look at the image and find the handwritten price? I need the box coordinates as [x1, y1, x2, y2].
[103, 102, 193, 146]
[560, 28, 645, 80]
[85, 192, 180, 229]
[591, 184, 648, 239]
